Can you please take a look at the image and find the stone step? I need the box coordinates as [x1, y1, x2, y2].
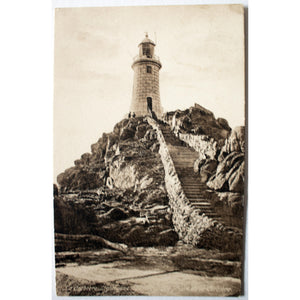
[182, 192, 205, 195]
[184, 195, 208, 198]
[173, 165, 196, 167]
[186, 195, 212, 199]
[179, 183, 203, 186]
[190, 205, 212, 210]
[171, 155, 197, 158]
[191, 206, 213, 211]
[173, 158, 193, 160]
[171, 155, 197, 157]
[185, 196, 210, 201]
[172, 159, 196, 161]
[187, 198, 211, 203]
[182, 190, 206, 193]
[182, 185, 202, 188]
[173, 162, 197, 164]
[181, 185, 203, 188]
[179, 178, 200, 181]
[194, 211, 220, 217]
[171, 154, 197, 156]
[172, 161, 196, 163]
[179, 176, 201, 178]
[191, 204, 213, 208]
[180, 183, 203, 185]
[180, 182, 202, 185]
[179, 180, 203, 183]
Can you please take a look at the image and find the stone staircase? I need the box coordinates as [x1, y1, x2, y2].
[160, 122, 242, 229]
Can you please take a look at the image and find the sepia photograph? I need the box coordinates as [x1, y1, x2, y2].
[53, 4, 246, 297]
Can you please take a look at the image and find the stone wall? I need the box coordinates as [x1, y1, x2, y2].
[178, 132, 219, 160]
[147, 117, 242, 250]
[131, 61, 163, 118]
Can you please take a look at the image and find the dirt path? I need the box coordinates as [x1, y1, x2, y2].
[57, 264, 240, 296]
[55, 245, 242, 296]
[119, 271, 240, 296]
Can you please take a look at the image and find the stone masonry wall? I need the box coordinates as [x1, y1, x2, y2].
[131, 61, 163, 117]
[178, 133, 219, 160]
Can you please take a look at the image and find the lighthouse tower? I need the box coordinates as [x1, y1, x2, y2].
[130, 33, 163, 118]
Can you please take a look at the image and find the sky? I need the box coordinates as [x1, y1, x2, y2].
[54, 4, 245, 182]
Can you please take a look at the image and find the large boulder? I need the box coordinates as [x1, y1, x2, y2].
[228, 161, 245, 193]
[217, 118, 231, 131]
[193, 157, 206, 173]
[207, 152, 244, 192]
[219, 126, 245, 161]
[166, 103, 231, 141]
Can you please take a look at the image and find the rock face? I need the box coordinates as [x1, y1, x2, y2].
[218, 126, 245, 161]
[56, 117, 178, 249]
[164, 103, 231, 141]
[194, 158, 218, 183]
[207, 127, 245, 193]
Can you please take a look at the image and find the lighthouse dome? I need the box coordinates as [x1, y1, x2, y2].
[138, 34, 156, 46]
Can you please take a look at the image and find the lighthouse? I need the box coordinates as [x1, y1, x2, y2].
[130, 33, 163, 118]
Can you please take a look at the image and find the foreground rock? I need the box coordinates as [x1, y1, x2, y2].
[55, 233, 128, 253]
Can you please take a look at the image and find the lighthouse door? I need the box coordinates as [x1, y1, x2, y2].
[147, 97, 152, 113]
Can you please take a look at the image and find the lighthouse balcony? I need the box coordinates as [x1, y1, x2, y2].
[132, 54, 162, 68]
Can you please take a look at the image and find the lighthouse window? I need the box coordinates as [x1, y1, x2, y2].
[143, 45, 151, 57]
[147, 66, 152, 73]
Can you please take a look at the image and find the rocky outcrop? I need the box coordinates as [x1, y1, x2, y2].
[207, 127, 245, 194]
[207, 152, 244, 192]
[57, 117, 159, 192]
[164, 103, 231, 141]
[194, 158, 218, 183]
[219, 126, 245, 161]
[56, 116, 178, 248]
